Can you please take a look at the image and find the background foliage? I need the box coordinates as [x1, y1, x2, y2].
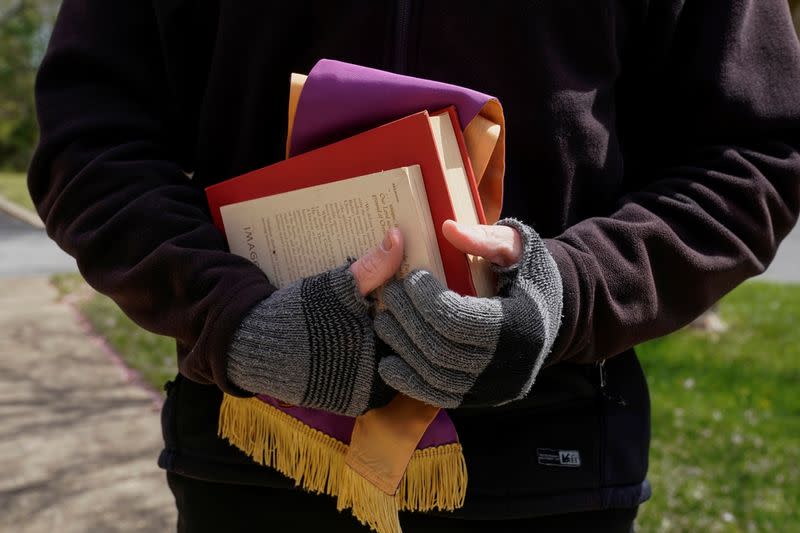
[0, 0, 56, 170]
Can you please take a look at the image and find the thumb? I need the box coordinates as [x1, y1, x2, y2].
[442, 220, 522, 267]
[350, 228, 404, 296]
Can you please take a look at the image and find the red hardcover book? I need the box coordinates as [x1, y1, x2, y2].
[206, 107, 489, 296]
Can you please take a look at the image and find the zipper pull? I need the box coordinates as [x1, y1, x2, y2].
[598, 360, 607, 388]
[597, 360, 627, 407]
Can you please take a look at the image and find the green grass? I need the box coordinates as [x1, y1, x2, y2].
[50, 274, 799, 530]
[0, 172, 35, 212]
[635, 282, 800, 532]
[50, 272, 86, 299]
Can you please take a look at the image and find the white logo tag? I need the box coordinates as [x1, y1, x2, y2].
[537, 448, 582, 468]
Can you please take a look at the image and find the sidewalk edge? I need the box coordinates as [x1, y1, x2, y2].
[57, 281, 165, 410]
[0, 194, 44, 229]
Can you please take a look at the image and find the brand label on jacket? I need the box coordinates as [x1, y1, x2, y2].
[537, 448, 581, 467]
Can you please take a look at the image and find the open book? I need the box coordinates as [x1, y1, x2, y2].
[221, 165, 443, 288]
[207, 107, 495, 296]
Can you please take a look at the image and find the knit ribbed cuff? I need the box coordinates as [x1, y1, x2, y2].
[226, 262, 379, 417]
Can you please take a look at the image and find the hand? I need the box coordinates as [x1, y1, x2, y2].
[226, 228, 404, 417]
[440, 219, 523, 267]
[350, 228, 404, 296]
[374, 219, 563, 408]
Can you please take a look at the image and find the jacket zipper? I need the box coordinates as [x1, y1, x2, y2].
[597, 360, 627, 407]
[393, 0, 411, 73]
[598, 361, 608, 501]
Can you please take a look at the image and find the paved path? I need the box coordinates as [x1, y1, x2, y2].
[0, 211, 76, 277]
[0, 277, 174, 532]
[760, 224, 800, 283]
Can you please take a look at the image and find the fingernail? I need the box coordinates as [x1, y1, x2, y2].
[381, 229, 394, 252]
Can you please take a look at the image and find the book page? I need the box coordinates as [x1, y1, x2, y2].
[429, 113, 496, 297]
[429, 113, 480, 228]
[406, 166, 445, 282]
[220, 166, 445, 289]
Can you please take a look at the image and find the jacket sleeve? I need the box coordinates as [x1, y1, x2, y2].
[546, 0, 800, 363]
[28, 0, 274, 392]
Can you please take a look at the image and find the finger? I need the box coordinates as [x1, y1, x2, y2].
[442, 220, 522, 267]
[392, 269, 503, 347]
[378, 356, 462, 409]
[350, 228, 404, 296]
[378, 288, 497, 370]
[374, 311, 479, 390]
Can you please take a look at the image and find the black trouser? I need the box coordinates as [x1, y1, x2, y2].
[167, 472, 638, 533]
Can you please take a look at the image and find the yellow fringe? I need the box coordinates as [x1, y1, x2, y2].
[218, 395, 468, 533]
[218, 393, 347, 495]
[337, 465, 403, 533]
[395, 443, 467, 512]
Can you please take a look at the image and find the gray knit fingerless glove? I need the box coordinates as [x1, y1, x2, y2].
[226, 263, 387, 417]
[374, 218, 563, 408]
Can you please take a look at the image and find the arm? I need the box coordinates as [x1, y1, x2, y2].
[547, 0, 800, 364]
[28, 0, 272, 393]
[373, 0, 800, 408]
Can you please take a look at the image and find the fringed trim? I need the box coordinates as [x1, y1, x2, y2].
[218, 393, 347, 496]
[218, 394, 468, 533]
[395, 443, 467, 512]
[337, 465, 403, 533]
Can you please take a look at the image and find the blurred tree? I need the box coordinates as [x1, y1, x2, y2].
[792, 0, 800, 36]
[0, 0, 55, 171]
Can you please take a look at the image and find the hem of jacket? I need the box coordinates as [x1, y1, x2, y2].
[158, 448, 650, 519]
[434, 480, 651, 520]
